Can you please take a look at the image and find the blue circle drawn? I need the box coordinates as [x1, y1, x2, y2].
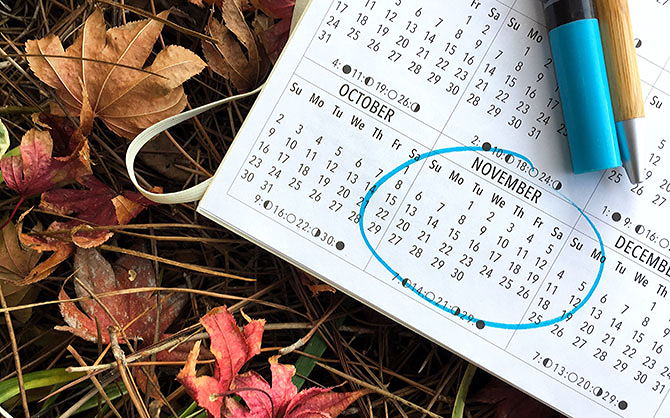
[357, 146, 606, 330]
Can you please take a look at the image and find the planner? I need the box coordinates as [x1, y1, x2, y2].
[197, 1, 670, 416]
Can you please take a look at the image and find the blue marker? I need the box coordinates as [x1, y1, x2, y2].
[541, 0, 621, 174]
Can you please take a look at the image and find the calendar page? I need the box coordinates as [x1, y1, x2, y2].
[197, 1, 670, 416]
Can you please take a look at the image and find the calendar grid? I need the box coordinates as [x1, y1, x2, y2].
[431, 0, 519, 151]
[205, 1, 670, 416]
[505, 170, 605, 346]
[301, 44, 589, 216]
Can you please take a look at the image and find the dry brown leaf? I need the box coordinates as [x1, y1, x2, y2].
[26, 9, 206, 139]
[0, 221, 41, 322]
[203, 0, 269, 91]
[310, 284, 337, 296]
[17, 211, 74, 286]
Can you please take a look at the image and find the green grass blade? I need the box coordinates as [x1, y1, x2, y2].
[75, 382, 127, 414]
[178, 401, 200, 418]
[292, 316, 345, 390]
[452, 363, 477, 418]
[0, 368, 85, 404]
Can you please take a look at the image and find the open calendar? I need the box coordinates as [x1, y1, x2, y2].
[197, 1, 670, 416]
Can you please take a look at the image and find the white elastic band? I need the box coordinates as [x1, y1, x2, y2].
[125, 85, 264, 204]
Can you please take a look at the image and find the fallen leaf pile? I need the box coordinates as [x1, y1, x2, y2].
[177, 306, 366, 417]
[26, 8, 206, 139]
[57, 247, 186, 344]
[6, 4, 364, 416]
[1, 6, 210, 287]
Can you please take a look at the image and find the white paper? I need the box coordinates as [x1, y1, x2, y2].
[198, 1, 670, 416]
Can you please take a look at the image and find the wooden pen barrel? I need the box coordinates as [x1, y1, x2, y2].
[594, 0, 645, 121]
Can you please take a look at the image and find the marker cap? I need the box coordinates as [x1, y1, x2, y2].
[548, 18, 621, 173]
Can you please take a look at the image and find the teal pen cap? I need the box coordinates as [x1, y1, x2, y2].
[541, 0, 621, 174]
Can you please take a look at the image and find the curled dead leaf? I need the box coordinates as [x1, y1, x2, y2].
[14, 176, 155, 285]
[310, 284, 337, 296]
[0, 220, 41, 321]
[203, 0, 270, 91]
[16, 210, 74, 286]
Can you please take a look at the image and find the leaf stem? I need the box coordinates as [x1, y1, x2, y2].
[0, 196, 25, 230]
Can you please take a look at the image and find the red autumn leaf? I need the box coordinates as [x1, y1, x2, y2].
[177, 306, 265, 416]
[56, 247, 186, 343]
[225, 356, 366, 418]
[0, 114, 91, 197]
[256, 18, 291, 62]
[473, 378, 558, 418]
[177, 307, 365, 418]
[40, 175, 155, 248]
[14, 176, 154, 285]
[251, 0, 294, 19]
[251, 0, 295, 62]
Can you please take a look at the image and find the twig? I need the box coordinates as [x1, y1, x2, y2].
[110, 327, 150, 418]
[92, 0, 217, 42]
[100, 244, 256, 282]
[0, 286, 294, 315]
[315, 362, 442, 418]
[279, 298, 344, 355]
[27, 220, 226, 232]
[66, 330, 208, 374]
[165, 131, 212, 177]
[0, 106, 41, 114]
[0, 286, 30, 418]
[66, 345, 123, 418]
